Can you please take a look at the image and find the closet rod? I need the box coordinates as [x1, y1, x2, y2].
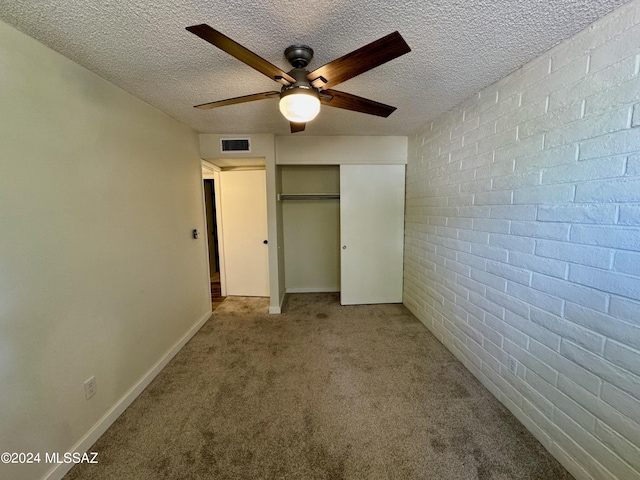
[277, 193, 340, 201]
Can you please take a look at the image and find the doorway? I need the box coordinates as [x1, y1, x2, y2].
[203, 179, 220, 276]
[203, 178, 225, 310]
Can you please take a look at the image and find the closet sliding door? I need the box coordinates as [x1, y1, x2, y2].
[340, 164, 405, 305]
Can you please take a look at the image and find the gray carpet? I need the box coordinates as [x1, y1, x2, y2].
[65, 293, 573, 479]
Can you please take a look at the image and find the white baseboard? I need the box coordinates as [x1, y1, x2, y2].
[285, 286, 340, 293]
[269, 290, 286, 314]
[43, 309, 213, 480]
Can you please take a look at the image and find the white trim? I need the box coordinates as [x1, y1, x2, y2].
[43, 310, 212, 480]
[213, 170, 226, 296]
[285, 286, 340, 293]
[201, 159, 221, 173]
[269, 290, 287, 314]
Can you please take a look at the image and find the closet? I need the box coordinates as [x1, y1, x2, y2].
[279, 164, 405, 305]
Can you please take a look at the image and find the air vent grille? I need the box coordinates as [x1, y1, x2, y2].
[221, 138, 251, 152]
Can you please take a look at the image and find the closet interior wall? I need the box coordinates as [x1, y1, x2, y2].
[280, 165, 341, 293]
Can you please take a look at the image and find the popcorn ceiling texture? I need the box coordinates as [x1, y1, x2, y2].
[404, 1, 640, 478]
[0, 0, 631, 135]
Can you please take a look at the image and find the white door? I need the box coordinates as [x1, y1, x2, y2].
[219, 169, 269, 297]
[340, 164, 405, 305]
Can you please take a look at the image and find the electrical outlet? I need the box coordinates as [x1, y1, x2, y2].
[508, 356, 518, 375]
[84, 376, 97, 400]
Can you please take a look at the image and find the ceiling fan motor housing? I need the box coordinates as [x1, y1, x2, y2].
[284, 44, 314, 68]
[280, 67, 318, 98]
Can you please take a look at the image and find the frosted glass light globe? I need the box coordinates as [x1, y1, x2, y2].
[279, 91, 321, 123]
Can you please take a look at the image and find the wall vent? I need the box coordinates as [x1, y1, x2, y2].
[220, 138, 251, 152]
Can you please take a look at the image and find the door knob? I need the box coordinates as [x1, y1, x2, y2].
[342, 245, 347, 249]
[263, 240, 268, 244]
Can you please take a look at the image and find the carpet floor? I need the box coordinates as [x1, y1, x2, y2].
[64, 293, 573, 480]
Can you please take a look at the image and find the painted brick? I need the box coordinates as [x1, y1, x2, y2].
[545, 107, 631, 149]
[535, 239, 613, 269]
[628, 155, 640, 176]
[532, 340, 602, 394]
[537, 204, 618, 224]
[403, 4, 640, 478]
[604, 341, 640, 377]
[486, 260, 531, 286]
[575, 177, 640, 203]
[476, 160, 517, 181]
[490, 205, 537, 220]
[550, 55, 638, 112]
[557, 374, 640, 447]
[601, 383, 640, 425]
[618, 205, 640, 225]
[518, 100, 583, 140]
[531, 273, 609, 312]
[561, 340, 640, 399]
[504, 338, 558, 385]
[569, 264, 640, 300]
[508, 251, 568, 279]
[472, 218, 510, 234]
[526, 370, 596, 432]
[470, 243, 508, 262]
[493, 134, 544, 163]
[586, 79, 640, 118]
[477, 128, 517, 154]
[512, 184, 575, 205]
[486, 288, 530, 318]
[554, 410, 640, 480]
[542, 157, 627, 185]
[565, 302, 640, 351]
[492, 171, 539, 190]
[506, 281, 564, 316]
[633, 103, 640, 127]
[614, 251, 640, 277]
[590, 23, 640, 73]
[473, 190, 513, 206]
[510, 221, 570, 241]
[468, 290, 505, 320]
[571, 224, 640, 250]
[470, 269, 507, 292]
[522, 54, 589, 104]
[484, 313, 528, 348]
[503, 310, 560, 351]
[608, 296, 640, 326]
[530, 307, 605, 353]
[514, 144, 578, 172]
[489, 233, 535, 254]
[594, 421, 640, 473]
[579, 128, 640, 160]
[462, 122, 497, 148]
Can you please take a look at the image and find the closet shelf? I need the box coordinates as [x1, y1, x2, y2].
[278, 193, 340, 201]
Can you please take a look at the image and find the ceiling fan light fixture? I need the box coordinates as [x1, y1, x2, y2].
[279, 88, 321, 123]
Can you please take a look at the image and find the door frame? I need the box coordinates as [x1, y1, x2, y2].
[202, 161, 226, 296]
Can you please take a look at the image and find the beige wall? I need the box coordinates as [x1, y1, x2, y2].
[281, 166, 341, 292]
[0, 20, 210, 480]
[276, 135, 408, 165]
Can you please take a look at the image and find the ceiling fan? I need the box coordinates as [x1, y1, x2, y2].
[186, 24, 411, 133]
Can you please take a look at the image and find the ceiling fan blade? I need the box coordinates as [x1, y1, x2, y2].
[290, 122, 306, 133]
[194, 91, 279, 109]
[307, 31, 410, 89]
[186, 24, 295, 85]
[320, 89, 397, 117]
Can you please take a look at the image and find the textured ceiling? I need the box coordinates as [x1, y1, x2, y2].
[0, 0, 631, 136]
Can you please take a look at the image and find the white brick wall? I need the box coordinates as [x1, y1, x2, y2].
[403, 2, 640, 479]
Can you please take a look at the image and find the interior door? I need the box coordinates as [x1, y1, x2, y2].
[340, 164, 405, 305]
[219, 169, 269, 297]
